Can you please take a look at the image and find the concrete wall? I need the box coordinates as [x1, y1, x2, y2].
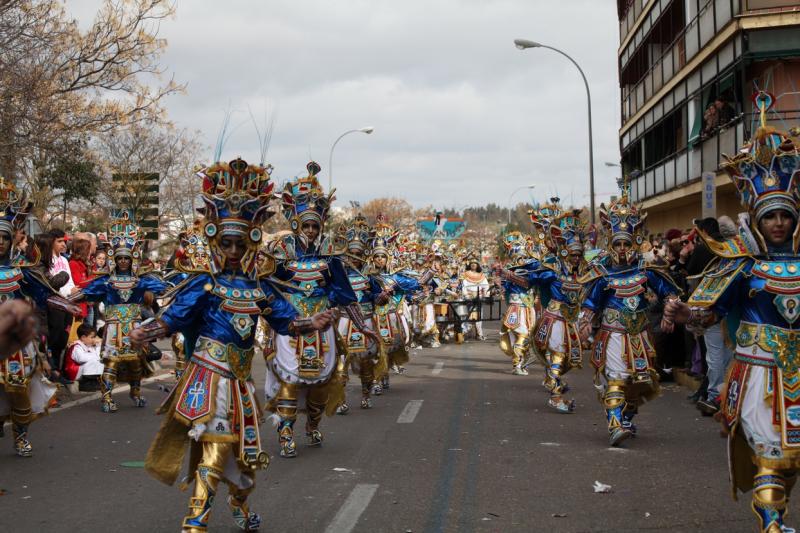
[643, 181, 742, 234]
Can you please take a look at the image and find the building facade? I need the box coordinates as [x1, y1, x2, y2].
[617, 0, 800, 233]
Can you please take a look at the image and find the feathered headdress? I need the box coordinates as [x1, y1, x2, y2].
[281, 161, 334, 233]
[198, 158, 275, 277]
[721, 91, 800, 251]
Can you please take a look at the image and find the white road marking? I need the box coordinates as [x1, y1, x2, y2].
[432, 362, 444, 375]
[397, 400, 424, 423]
[323, 483, 379, 533]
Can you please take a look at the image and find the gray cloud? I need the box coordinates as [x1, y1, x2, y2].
[68, 0, 622, 209]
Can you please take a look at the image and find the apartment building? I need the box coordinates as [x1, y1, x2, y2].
[617, 0, 800, 232]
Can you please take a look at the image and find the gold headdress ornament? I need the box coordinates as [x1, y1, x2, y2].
[0, 177, 31, 239]
[198, 157, 275, 278]
[107, 211, 144, 273]
[281, 161, 335, 234]
[336, 213, 371, 257]
[720, 90, 800, 252]
[176, 219, 211, 274]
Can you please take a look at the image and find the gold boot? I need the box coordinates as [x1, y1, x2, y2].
[306, 383, 328, 447]
[100, 361, 118, 413]
[9, 390, 33, 457]
[511, 334, 529, 376]
[228, 472, 261, 531]
[603, 380, 631, 446]
[182, 443, 228, 532]
[752, 467, 789, 533]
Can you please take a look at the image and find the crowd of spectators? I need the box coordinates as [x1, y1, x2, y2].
[5, 229, 117, 398]
[641, 216, 737, 415]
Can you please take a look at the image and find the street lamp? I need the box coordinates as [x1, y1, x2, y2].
[514, 39, 596, 224]
[605, 161, 623, 184]
[507, 185, 536, 226]
[328, 126, 374, 191]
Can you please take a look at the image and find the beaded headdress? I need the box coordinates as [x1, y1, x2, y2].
[551, 209, 586, 256]
[280, 161, 334, 234]
[721, 91, 800, 251]
[198, 157, 275, 277]
[338, 213, 371, 256]
[107, 211, 143, 273]
[600, 173, 646, 246]
[370, 214, 397, 258]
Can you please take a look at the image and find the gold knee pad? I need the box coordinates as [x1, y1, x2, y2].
[306, 383, 329, 429]
[512, 333, 529, 366]
[7, 390, 33, 426]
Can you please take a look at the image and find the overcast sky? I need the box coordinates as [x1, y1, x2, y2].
[68, 0, 622, 210]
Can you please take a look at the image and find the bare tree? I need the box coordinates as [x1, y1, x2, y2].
[93, 120, 205, 253]
[0, 0, 183, 182]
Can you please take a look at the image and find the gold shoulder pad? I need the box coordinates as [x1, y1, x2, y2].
[698, 230, 757, 259]
[577, 263, 606, 284]
[257, 254, 277, 278]
[686, 257, 749, 308]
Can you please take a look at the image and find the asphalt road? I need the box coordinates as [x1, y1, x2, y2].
[0, 326, 761, 532]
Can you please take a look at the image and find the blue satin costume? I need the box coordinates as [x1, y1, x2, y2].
[79, 272, 169, 409]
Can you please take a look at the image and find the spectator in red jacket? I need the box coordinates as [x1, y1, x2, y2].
[69, 239, 93, 319]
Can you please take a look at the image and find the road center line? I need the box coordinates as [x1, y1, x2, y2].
[323, 483, 379, 533]
[432, 362, 445, 375]
[397, 400, 424, 423]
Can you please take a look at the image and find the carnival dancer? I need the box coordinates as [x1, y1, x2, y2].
[497, 231, 538, 376]
[265, 162, 371, 459]
[369, 225, 425, 392]
[417, 247, 448, 348]
[578, 174, 680, 446]
[460, 254, 490, 341]
[335, 213, 381, 412]
[663, 92, 800, 533]
[500, 209, 588, 412]
[0, 178, 81, 456]
[73, 212, 168, 413]
[131, 158, 335, 532]
[167, 224, 211, 381]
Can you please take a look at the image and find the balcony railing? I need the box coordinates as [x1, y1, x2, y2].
[621, 0, 739, 124]
[619, 0, 648, 43]
[630, 107, 800, 202]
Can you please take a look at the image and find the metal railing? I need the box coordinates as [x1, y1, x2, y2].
[621, 0, 739, 124]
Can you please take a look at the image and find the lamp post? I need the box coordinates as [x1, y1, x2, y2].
[605, 161, 622, 181]
[514, 39, 595, 224]
[328, 126, 374, 191]
[507, 185, 536, 226]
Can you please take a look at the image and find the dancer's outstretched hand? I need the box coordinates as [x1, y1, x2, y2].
[0, 300, 37, 360]
[311, 309, 337, 330]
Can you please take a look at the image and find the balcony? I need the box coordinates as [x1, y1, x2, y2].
[630, 108, 800, 202]
[619, 0, 649, 43]
[621, 0, 739, 124]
